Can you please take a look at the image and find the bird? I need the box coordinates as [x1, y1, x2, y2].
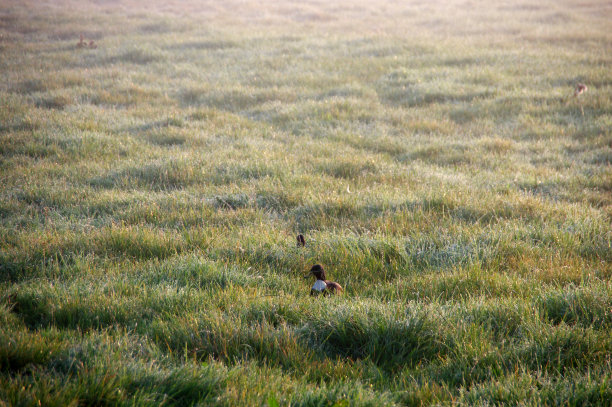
[573, 83, 588, 116]
[574, 83, 587, 97]
[297, 234, 306, 247]
[76, 34, 86, 48]
[306, 264, 342, 296]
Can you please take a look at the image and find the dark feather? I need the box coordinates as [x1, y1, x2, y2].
[297, 234, 306, 247]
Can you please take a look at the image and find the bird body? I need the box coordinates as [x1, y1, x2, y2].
[572, 83, 588, 116]
[308, 264, 342, 296]
[312, 279, 327, 292]
[574, 83, 587, 97]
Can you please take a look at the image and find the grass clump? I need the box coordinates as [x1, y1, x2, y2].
[301, 302, 449, 370]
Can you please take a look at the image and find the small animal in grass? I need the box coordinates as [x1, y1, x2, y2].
[76, 34, 86, 48]
[297, 234, 306, 247]
[574, 83, 587, 97]
[76, 35, 98, 49]
[571, 83, 588, 116]
[306, 264, 342, 296]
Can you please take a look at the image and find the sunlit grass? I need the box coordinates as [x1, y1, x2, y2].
[1, 0, 611, 405]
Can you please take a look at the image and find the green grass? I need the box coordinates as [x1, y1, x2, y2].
[1, 0, 611, 405]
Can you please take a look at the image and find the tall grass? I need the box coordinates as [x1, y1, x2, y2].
[1, 0, 611, 405]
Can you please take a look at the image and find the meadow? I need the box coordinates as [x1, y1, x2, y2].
[1, 0, 611, 405]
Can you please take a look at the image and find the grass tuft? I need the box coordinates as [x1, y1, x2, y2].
[1, 0, 610, 405]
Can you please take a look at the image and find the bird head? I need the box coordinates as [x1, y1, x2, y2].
[304, 264, 326, 281]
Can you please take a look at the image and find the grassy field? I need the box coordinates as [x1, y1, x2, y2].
[1, 0, 611, 405]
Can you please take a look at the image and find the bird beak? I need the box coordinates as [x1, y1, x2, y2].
[303, 270, 313, 279]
